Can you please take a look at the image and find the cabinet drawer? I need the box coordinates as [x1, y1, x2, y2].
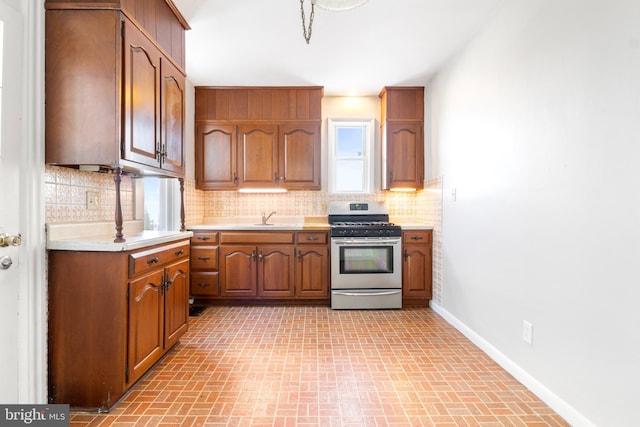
[191, 247, 218, 270]
[402, 230, 432, 244]
[220, 231, 294, 244]
[191, 232, 219, 245]
[296, 231, 327, 244]
[191, 272, 219, 296]
[129, 240, 190, 277]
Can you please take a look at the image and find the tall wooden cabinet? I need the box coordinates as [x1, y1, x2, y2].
[195, 87, 323, 191]
[379, 87, 425, 190]
[45, 0, 189, 177]
[48, 239, 190, 410]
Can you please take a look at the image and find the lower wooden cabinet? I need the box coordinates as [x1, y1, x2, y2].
[48, 238, 190, 410]
[295, 231, 329, 299]
[190, 230, 329, 303]
[402, 230, 433, 305]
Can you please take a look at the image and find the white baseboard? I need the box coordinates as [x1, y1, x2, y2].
[429, 301, 595, 427]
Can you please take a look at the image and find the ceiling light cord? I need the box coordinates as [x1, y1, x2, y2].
[300, 0, 315, 44]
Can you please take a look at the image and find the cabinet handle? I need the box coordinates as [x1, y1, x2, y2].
[175, 249, 184, 255]
[410, 236, 424, 240]
[297, 250, 302, 261]
[197, 256, 211, 262]
[163, 278, 173, 291]
[251, 250, 256, 261]
[233, 172, 238, 184]
[273, 173, 278, 183]
[197, 236, 210, 241]
[197, 282, 210, 288]
[306, 236, 318, 241]
[259, 250, 263, 262]
[147, 257, 159, 265]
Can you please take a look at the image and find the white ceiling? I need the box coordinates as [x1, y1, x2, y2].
[172, 0, 506, 96]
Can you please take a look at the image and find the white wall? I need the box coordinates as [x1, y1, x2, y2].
[429, 1, 640, 426]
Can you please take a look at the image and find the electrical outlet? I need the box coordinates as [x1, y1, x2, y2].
[522, 320, 533, 345]
[86, 191, 99, 210]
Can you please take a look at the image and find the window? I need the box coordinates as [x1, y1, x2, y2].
[143, 178, 180, 231]
[328, 119, 375, 193]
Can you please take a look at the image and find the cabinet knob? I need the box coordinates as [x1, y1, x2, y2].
[147, 257, 159, 265]
[197, 236, 210, 241]
[197, 282, 210, 287]
[175, 249, 185, 255]
[410, 236, 423, 240]
[307, 236, 318, 241]
[198, 256, 211, 261]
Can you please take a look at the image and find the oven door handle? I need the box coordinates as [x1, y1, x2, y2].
[331, 238, 401, 245]
[331, 290, 402, 297]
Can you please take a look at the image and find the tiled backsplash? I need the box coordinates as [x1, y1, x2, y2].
[45, 165, 134, 223]
[200, 190, 417, 218]
[45, 166, 443, 304]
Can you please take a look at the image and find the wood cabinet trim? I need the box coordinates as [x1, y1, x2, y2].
[219, 231, 295, 244]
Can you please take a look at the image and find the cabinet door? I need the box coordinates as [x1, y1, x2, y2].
[279, 123, 321, 190]
[295, 246, 329, 298]
[128, 270, 164, 384]
[123, 20, 161, 169]
[402, 245, 432, 300]
[164, 259, 189, 349]
[160, 58, 185, 175]
[382, 122, 424, 190]
[219, 246, 257, 297]
[238, 124, 279, 188]
[258, 245, 295, 297]
[195, 124, 237, 189]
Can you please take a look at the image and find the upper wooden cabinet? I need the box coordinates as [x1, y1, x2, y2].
[195, 87, 323, 121]
[379, 87, 425, 190]
[45, 1, 189, 177]
[195, 87, 323, 191]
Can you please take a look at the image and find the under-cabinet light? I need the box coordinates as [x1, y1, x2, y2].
[389, 188, 417, 192]
[238, 188, 288, 194]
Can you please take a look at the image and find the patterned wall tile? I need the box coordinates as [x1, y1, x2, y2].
[45, 165, 135, 224]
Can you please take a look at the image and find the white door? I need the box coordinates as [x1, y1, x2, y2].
[0, 0, 24, 403]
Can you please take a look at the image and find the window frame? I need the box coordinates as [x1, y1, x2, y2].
[327, 118, 376, 194]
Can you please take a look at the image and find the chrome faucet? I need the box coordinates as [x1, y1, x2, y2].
[261, 211, 277, 224]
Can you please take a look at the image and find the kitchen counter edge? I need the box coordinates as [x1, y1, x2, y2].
[47, 230, 194, 252]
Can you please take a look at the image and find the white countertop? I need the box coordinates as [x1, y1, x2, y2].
[187, 216, 432, 231]
[189, 216, 313, 231]
[46, 221, 193, 252]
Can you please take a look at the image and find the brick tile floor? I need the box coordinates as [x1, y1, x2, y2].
[70, 306, 568, 426]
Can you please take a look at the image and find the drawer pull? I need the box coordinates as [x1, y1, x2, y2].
[197, 282, 210, 287]
[197, 256, 211, 261]
[147, 257, 159, 265]
[306, 236, 318, 241]
[197, 236, 211, 241]
[410, 236, 424, 240]
[175, 249, 184, 256]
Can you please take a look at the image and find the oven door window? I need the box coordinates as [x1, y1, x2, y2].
[340, 246, 394, 274]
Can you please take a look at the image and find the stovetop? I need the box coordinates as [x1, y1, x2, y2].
[328, 201, 402, 237]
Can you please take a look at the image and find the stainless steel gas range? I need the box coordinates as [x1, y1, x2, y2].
[328, 201, 402, 309]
